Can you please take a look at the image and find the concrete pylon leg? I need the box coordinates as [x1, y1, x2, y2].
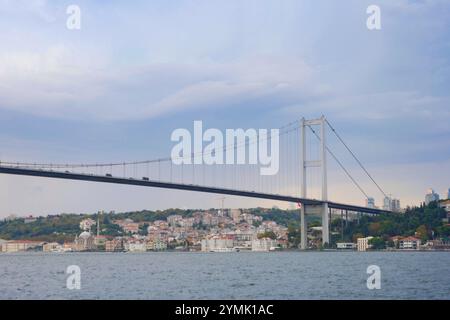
[300, 205, 307, 250]
[322, 203, 329, 245]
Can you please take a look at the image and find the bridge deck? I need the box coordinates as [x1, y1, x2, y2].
[0, 166, 389, 215]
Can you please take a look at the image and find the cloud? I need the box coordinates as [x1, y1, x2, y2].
[283, 91, 450, 122]
[0, 47, 325, 121]
[0, 0, 57, 22]
[0, 0, 449, 215]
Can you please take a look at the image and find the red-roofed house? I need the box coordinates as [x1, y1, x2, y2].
[399, 236, 420, 250]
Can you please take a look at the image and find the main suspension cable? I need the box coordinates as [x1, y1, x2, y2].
[307, 125, 369, 199]
[325, 119, 387, 198]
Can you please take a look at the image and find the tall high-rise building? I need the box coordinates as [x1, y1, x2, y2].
[383, 196, 391, 211]
[365, 197, 375, 208]
[391, 199, 401, 212]
[383, 196, 401, 212]
[446, 188, 450, 200]
[425, 188, 439, 205]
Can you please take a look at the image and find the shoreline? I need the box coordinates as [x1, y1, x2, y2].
[1, 249, 450, 255]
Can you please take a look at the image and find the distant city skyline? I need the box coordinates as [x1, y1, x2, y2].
[1, 0, 450, 216]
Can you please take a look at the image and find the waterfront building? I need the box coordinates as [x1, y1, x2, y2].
[105, 238, 123, 252]
[425, 188, 440, 205]
[251, 238, 278, 251]
[146, 238, 168, 251]
[74, 231, 96, 251]
[423, 239, 450, 250]
[336, 242, 357, 250]
[357, 237, 373, 252]
[398, 237, 420, 250]
[201, 236, 234, 252]
[94, 235, 108, 246]
[398, 236, 420, 250]
[62, 242, 75, 252]
[126, 241, 147, 252]
[43, 242, 62, 252]
[1, 240, 42, 253]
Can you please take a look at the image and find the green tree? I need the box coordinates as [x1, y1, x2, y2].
[257, 231, 277, 240]
[369, 237, 386, 250]
[416, 225, 428, 242]
[140, 223, 149, 236]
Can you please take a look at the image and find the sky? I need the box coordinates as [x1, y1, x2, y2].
[0, 0, 449, 217]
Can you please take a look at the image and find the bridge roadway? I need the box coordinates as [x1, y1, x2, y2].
[0, 166, 389, 215]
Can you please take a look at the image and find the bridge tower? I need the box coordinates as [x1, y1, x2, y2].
[299, 116, 329, 249]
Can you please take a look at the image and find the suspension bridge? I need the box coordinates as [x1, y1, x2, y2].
[0, 116, 390, 248]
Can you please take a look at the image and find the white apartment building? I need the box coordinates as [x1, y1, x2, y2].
[147, 239, 168, 251]
[201, 238, 234, 252]
[126, 241, 147, 252]
[357, 237, 373, 252]
[251, 238, 278, 252]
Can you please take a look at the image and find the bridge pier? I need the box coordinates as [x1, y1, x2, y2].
[300, 116, 330, 249]
[300, 205, 307, 250]
[322, 203, 330, 246]
[300, 203, 330, 249]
